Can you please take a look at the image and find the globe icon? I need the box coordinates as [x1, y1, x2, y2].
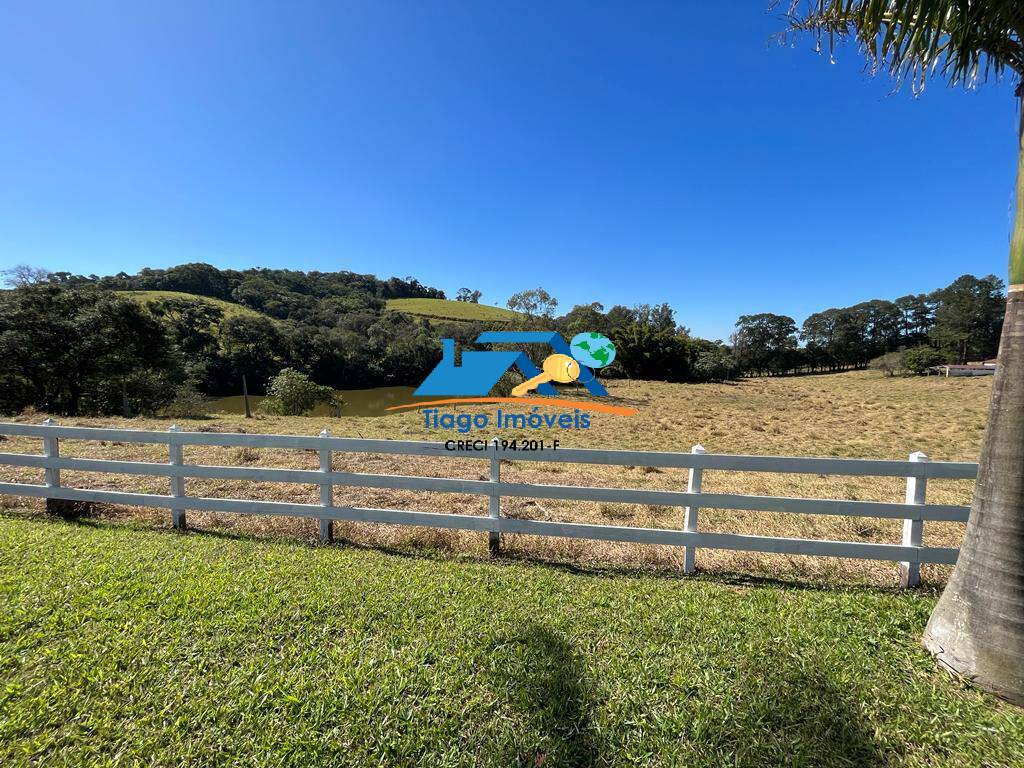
[570, 332, 616, 369]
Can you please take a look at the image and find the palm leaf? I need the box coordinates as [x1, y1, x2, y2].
[781, 1, 1024, 91]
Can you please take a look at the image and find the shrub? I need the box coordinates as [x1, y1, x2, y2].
[160, 384, 208, 419]
[692, 347, 737, 382]
[869, 351, 907, 377]
[904, 346, 945, 375]
[260, 368, 335, 416]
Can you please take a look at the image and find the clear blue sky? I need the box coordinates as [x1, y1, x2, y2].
[1, 1, 1017, 340]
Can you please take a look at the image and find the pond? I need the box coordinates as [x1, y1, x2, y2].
[208, 386, 431, 418]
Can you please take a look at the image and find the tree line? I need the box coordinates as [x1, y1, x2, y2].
[731, 274, 1005, 376]
[0, 263, 1006, 416]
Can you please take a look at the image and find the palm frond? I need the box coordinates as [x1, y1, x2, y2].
[781, 1, 1024, 92]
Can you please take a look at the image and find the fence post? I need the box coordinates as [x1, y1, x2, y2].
[168, 425, 186, 530]
[900, 451, 928, 588]
[242, 375, 253, 419]
[683, 444, 706, 574]
[41, 418, 60, 513]
[318, 428, 334, 544]
[488, 454, 501, 555]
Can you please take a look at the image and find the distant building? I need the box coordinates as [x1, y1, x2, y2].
[930, 360, 997, 377]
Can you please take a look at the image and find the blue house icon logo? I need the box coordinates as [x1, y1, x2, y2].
[415, 331, 610, 397]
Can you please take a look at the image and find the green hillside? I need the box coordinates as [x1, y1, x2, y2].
[120, 291, 518, 325]
[116, 290, 264, 319]
[386, 297, 521, 323]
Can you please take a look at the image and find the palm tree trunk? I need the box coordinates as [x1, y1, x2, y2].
[923, 100, 1024, 705]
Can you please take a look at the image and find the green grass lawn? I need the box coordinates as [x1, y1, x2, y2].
[116, 290, 265, 319]
[1, 516, 1021, 767]
[386, 297, 522, 323]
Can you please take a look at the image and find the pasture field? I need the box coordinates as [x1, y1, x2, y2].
[115, 290, 265, 319]
[1, 516, 1022, 767]
[385, 297, 522, 322]
[0, 371, 991, 586]
[2, 371, 1020, 766]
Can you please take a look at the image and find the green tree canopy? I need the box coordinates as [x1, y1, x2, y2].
[261, 368, 336, 416]
[929, 274, 1005, 363]
[0, 286, 177, 415]
[732, 313, 799, 375]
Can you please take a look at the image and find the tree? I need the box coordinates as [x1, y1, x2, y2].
[895, 293, 935, 346]
[218, 315, 285, 393]
[560, 302, 611, 337]
[801, 309, 841, 371]
[691, 341, 738, 382]
[904, 345, 945, 375]
[605, 305, 635, 332]
[156, 262, 232, 299]
[731, 313, 799, 375]
[1, 264, 51, 287]
[785, 0, 1024, 705]
[284, 325, 352, 387]
[146, 297, 224, 387]
[455, 287, 482, 303]
[632, 303, 679, 334]
[799, 277, 1001, 373]
[261, 368, 335, 416]
[930, 274, 1005, 363]
[800, 306, 874, 371]
[862, 299, 903, 359]
[364, 312, 441, 386]
[507, 288, 558, 318]
[612, 322, 686, 381]
[0, 285, 176, 415]
[147, 297, 223, 354]
[833, 305, 873, 368]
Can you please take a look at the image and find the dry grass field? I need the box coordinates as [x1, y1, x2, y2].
[0, 371, 991, 587]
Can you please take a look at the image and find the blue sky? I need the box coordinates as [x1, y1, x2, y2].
[0, 1, 1017, 340]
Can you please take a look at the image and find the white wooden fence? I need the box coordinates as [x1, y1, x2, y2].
[0, 421, 978, 587]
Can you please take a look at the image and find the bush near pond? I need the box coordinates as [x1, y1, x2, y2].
[260, 368, 338, 416]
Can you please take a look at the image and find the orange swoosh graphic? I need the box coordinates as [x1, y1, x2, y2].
[386, 397, 638, 416]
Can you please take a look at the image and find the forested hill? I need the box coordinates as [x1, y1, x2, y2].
[0, 262, 533, 416]
[55, 262, 445, 326]
[0, 262, 1008, 418]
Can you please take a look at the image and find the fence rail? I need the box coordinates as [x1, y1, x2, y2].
[0, 422, 978, 586]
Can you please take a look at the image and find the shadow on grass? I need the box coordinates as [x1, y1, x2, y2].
[484, 622, 600, 768]
[185, 524, 922, 597]
[478, 621, 889, 768]
[492, 549, 922, 597]
[705, 660, 891, 768]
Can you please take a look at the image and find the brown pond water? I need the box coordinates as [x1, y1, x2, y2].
[208, 386, 431, 418]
